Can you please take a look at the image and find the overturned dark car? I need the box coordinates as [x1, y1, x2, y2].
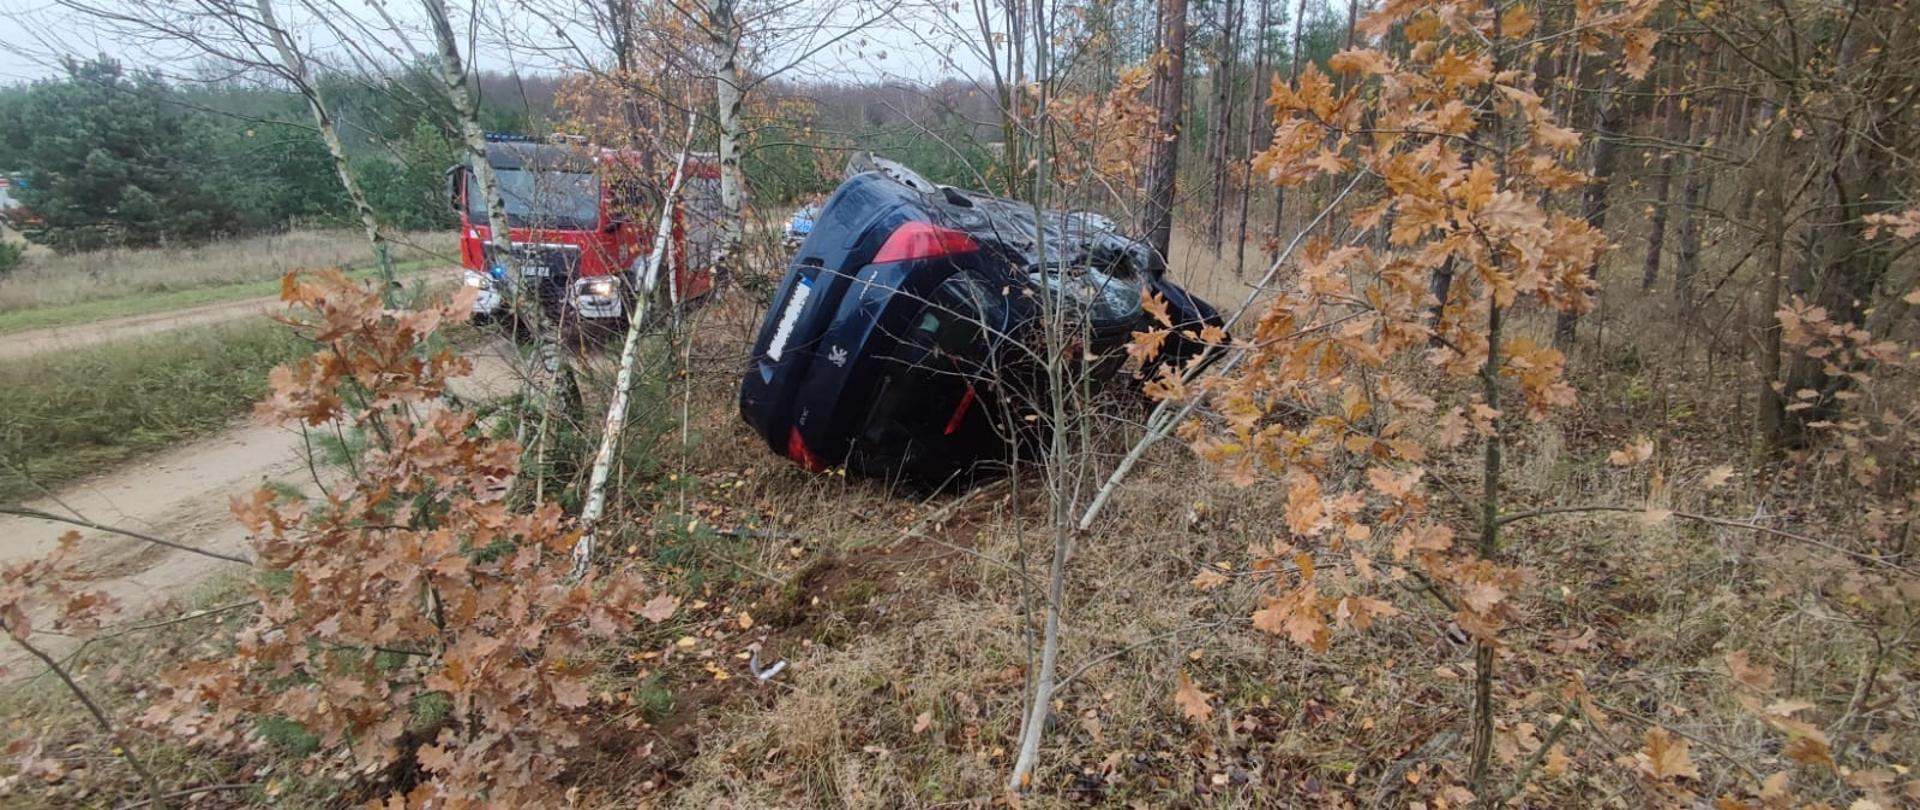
[738, 156, 1225, 484]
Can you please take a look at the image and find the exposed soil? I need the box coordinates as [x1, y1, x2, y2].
[578, 489, 1002, 798]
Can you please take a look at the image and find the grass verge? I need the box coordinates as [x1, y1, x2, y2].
[0, 258, 439, 335]
[0, 318, 310, 502]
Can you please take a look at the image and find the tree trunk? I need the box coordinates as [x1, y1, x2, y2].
[1140, 0, 1188, 263]
[1468, 13, 1512, 790]
[1756, 123, 1792, 451]
[1638, 168, 1673, 290]
[1776, 0, 1906, 441]
[423, 0, 582, 490]
[1001, 0, 1028, 192]
[1670, 41, 1715, 308]
[1671, 149, 1706, 307]
[424, 0, 513, 269]
[1552, 75, 1628, 348]
[708, 0, 746, 275]
[256, 0, 394, 292]
[571, 134, 694, 578]
[1232, 0, 1271, 277]
[1204, 0, 1237, 254]
[1640, 78, 1692, 291]
[1269, 0, 1307, 260]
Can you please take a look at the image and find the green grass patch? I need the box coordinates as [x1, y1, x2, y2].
[0, 319, 311, 501]
[0, 258, 437, 335]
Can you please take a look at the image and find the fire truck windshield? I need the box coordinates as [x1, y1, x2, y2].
[471, 168, 600, 226]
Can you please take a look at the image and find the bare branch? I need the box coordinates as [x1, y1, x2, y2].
[0, 507, 251, 566]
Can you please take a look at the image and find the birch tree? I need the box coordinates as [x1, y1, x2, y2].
[570, 117, 695, 577]
[423, 0, 516, 277]
[421, 0, 586, 490]
[704, 0, 747, 273]
[45, 0, 398, 288]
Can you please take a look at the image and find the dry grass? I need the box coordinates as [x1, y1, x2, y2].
[0, 229, 456, 315]
[631, 252, 1917, 808]
[0, 573, 263, 808]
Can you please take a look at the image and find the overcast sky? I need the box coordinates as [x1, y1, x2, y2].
[0, 0, 999, 87]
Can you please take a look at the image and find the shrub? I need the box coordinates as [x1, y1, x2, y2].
[141, 272, 674, 806]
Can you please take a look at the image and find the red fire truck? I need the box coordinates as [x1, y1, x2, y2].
[449, 134, 721, 328]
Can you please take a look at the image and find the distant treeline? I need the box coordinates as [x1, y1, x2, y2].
[0, 52, 1359, 255]
[0, 58, 554, 253]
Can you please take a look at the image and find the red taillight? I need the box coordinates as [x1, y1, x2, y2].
[943, 386, 978, 436]
[872, 221, 978, 263]
[786, 427, 826, 472]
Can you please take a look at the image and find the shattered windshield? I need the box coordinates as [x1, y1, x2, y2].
[1029, 266, 1143, 324]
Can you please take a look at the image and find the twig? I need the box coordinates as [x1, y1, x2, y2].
[1075, 171, 1369, 533]
[1482, 707, 1576, 808]
[1370, 730, 1461, 810]
[1402, 565, 1460, 613]
[891, 480, 1036, 586]
[1052, 617, 1247, 694]
[699, 545, 788, 585]
[1496, 504, 1912, 572]
[3, 621, 169, 809]
[0, 454, 85, 518]
[714, 526, 801, 541]
[113, 783, 258, 810]
[0, 507, 250, 566]
[891, 477, 1012, 547]
[298, 424, 333, 501]
[42, 601, 260, 677]
[1595, 697, 1765, 786]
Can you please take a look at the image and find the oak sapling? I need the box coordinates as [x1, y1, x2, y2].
[1143, 0, 1657, 795]
[138, 272, 671, 806]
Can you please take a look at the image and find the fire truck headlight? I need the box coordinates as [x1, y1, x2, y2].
[463, 271, 491, 290]
[581, 279, 616, 297]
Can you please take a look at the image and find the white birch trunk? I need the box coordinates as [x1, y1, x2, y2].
[421, 0, 580, 496]
[569, 127, 697, 580]
[255, 0, 393, 287]
[709, 0, 746, 268]
[422, 0, 513, 262]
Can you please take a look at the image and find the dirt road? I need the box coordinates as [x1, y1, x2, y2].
[0, 345, 525, 674]
[0, 295, 291, 362]
[0, 267, 461, 362]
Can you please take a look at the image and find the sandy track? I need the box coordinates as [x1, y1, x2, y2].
[0, 267, 460, 362]
[0, 295, 289, 362]
[1, 346, 524, 674]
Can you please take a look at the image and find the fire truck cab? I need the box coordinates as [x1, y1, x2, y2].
[449, 134, 721, 329]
